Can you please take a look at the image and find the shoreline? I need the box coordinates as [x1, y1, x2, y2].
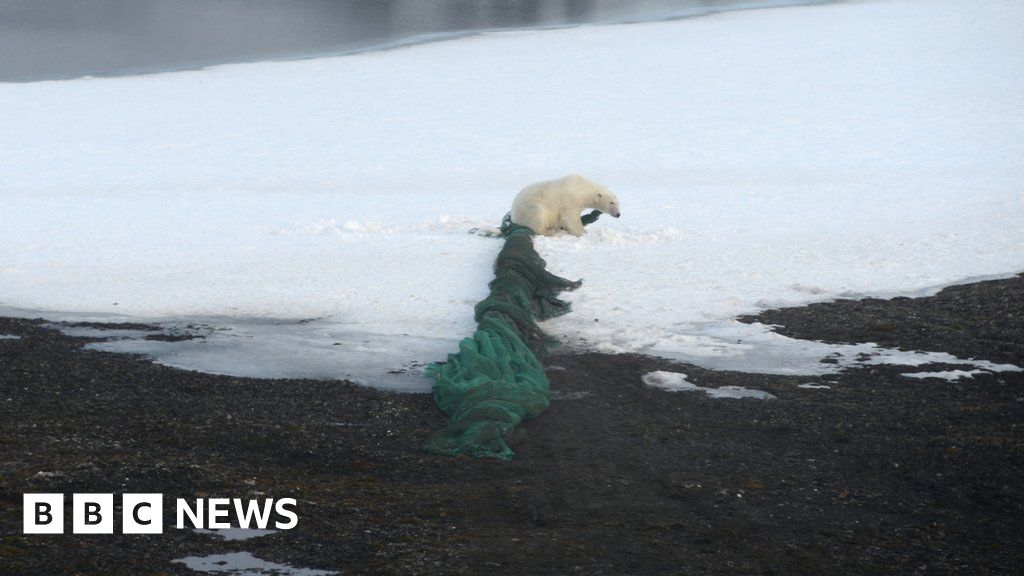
[1, 274, 1022, 574]
[1, 0, 831, 84]
[740, 273, 1024, 366]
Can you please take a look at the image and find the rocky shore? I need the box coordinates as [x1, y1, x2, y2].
[1, 274, 1021, 575]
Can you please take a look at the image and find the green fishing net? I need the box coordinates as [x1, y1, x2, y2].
[424, 211, 600, 459]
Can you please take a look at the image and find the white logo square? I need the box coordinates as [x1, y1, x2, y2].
[23, 493, 64, 534]
[73, 493, 114, 534]
[122, 493, 163, 534]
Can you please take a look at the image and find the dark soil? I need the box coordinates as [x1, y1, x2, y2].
[740, 274, 1024, 366]
[1, 275, 1022, 575]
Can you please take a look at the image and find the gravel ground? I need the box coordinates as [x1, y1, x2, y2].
[1, 274, 1022, 575]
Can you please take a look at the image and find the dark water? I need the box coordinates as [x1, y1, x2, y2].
[0, 0, 825, 82]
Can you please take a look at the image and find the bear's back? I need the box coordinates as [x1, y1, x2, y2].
[525, 174, 593, 207]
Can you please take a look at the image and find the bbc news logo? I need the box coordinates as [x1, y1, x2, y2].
[23, 493, 297, 534]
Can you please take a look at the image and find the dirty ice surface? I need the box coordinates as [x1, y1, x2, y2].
[2, 0, 1023, 388]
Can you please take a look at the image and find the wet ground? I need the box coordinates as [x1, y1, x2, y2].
[1, 274, 1021, 575]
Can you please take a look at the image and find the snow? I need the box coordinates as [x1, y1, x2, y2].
[0, 334, 21, 340]
[860, 353, 1018, 373]
[642, 371, 775, 399]
[901, 369, 989, 382]
[41, 318, 1012, 391]
[1, 0, 1023, 387]
[173, 552, 335, 576]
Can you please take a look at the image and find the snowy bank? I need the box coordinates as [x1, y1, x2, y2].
[1, 0, 1022, 387]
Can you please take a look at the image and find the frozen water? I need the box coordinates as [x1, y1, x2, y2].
[1, 0, 830, 82]
[78, 319, 449, 391]
[44, 324, 160, 340]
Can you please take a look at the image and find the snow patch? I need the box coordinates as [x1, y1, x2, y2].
[0, 334, 20, 340]
[173, 552, 335, 576]
[561, 320, 1023, 377]
[642, 371, 776, 400]
[901, 369, 989, 381]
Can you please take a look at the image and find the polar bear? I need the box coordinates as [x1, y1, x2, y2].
[510, 174, 621, 236]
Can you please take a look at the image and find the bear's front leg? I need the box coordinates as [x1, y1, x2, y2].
[561, 215, 586, 237]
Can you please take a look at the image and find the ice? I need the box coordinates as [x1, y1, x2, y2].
[173, 552, 335, 576]
[555, 318, 1022, 376]
[642, 371, 775, 399]
[45, 324, 160, 340]
[1, 0, 1022, 386]
[80, 319, 448, 392]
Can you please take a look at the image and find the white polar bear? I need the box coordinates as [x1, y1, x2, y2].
[510, 174, 621, 236]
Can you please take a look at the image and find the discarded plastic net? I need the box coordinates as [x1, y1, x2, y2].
[425, 211, 600, 459]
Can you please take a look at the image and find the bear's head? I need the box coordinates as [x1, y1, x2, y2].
[592, 184, 621, 218]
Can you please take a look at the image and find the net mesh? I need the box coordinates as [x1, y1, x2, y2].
[424, 211, 600, 459]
